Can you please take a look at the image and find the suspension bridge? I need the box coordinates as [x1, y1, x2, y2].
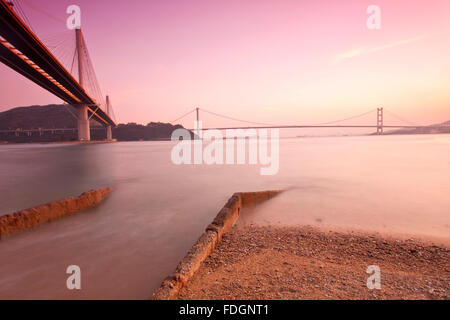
[170, 107, 449, 135]
[0, 0, 116, 141]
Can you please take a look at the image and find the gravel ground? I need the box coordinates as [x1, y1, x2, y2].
[178, 225, 449, 300]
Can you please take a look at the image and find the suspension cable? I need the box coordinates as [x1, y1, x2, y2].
[312, 109, 377, 125]
[199, 108, 275, 126]
[384, 109, 420, 126]
[170, 108, 196, 124]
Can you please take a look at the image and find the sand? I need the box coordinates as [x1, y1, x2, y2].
[177, 225, 449, 300]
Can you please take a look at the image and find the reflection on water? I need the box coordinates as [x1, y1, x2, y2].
[0, 135, 449, 299]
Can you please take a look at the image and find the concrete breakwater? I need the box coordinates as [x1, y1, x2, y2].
[151, 190, 283, 300]
[0, 188, 112, 239]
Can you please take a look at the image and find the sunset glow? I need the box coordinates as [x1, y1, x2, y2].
[1, 0, 449, 127]
[1, 0, 450, 303]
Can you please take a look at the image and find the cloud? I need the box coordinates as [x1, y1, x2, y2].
[332, 35, 428, 65]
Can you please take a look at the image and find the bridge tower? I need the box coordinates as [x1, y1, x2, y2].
[106, 95, 112, 140]
[75, 28, 90, 141]
[377, 107, 383, 135]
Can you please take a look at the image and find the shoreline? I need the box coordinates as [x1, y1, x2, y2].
[178, 224, 449, 300]
[2, 132, 450, 146]
[0, 140, 117, 145]
[237, 218, 450, 249]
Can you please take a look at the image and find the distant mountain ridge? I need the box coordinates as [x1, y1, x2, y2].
[385, 119, 450, 135]
[0, 104, 79, 130]
[0, 104, 189, 143]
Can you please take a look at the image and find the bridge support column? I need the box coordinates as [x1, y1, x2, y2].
[77, 105, 90, 141]
[106, 125, 112, 140]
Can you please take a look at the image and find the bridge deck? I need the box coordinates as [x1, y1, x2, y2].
[0, 1, 115, 127]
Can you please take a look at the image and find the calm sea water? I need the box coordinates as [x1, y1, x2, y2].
[0, 135, 449, 299]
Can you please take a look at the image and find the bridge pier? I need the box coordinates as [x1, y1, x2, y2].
[106, 125, 112, 140]
[77, 105, 90, 141]
[105, 95, 113, 140]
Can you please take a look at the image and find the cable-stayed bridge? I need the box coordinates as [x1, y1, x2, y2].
[0, 0, 116, 141]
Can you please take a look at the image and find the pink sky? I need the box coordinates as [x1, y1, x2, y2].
[1, 0, 449, 129]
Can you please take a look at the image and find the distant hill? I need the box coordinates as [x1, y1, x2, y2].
[385, 120, 450, 135]
[0, 104, 79, 130]
[113, 122, 190, 141]
[0, 105, 191, 143]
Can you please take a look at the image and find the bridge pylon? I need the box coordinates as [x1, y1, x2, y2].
[106, 95, 112, 140]
[377, 107, 383, 135]
[75, 28, 90, 141]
